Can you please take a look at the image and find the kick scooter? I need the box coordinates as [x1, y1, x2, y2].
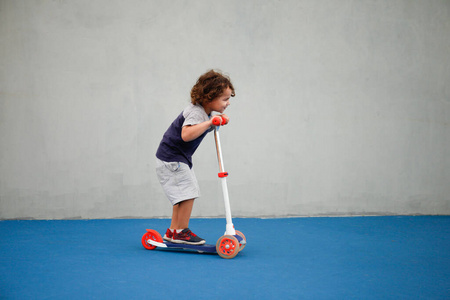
[142, 115, 246, 259]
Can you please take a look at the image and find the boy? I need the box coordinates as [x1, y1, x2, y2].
[155, 70, 235, 245]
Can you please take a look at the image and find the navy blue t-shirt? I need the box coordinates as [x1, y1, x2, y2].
[156, 104, 213, 168]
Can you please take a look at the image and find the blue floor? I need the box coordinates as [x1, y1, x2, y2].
[1, 216, 449, 299]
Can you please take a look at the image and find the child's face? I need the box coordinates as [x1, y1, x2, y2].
[205, 87, 232, 114]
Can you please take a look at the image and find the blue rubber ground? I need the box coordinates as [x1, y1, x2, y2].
[1, 216, 449, 299]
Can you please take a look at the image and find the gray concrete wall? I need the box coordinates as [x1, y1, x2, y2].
[1, 0, 449, 219]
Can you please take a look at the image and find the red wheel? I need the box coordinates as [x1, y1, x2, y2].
[142, 229, 163, 250]
[216, 235, 240, 259]
[235, 230, 246, 251]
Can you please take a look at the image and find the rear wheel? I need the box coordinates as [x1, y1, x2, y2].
[142, 229, 163, 250]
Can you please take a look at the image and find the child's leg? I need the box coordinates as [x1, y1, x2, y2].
[170, 199, 194, 229]
[169, 198, 205, 245]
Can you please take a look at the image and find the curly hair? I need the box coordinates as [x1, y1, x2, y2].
[190, 70, 235, 105]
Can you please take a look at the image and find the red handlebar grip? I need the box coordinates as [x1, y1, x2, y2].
[221, 117, 229, 125]
[212, 116, 222, 126]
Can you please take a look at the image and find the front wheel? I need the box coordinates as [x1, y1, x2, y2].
[235, 230, 246, 251]
[216, 235, 240, 259]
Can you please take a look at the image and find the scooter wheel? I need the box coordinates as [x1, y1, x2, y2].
[142, 229, 163, 250]
[235, 230, 246, 251]
[216, 235, 240, 259]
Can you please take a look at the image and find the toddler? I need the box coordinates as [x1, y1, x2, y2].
[155, 70, 235, 244]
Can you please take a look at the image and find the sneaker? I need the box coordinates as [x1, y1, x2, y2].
[172, 228, 205, 245]
[163, 228, 173, 242]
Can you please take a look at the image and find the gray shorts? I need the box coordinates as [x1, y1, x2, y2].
[155, 158, 200, 205]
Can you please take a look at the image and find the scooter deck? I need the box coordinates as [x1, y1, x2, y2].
[148, 239, 217, 253]
[146, 235, 244, 254]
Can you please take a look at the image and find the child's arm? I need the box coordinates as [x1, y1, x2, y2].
[181, 120, 213, 142]
[181, 114, 229, 142]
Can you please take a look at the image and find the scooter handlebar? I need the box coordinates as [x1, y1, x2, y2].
[211, 115, 228, 126]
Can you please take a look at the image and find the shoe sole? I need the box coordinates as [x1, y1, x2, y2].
[163, 236, 173, 242]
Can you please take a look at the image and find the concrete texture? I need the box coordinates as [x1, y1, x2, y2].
[1, 0, 449, 219]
